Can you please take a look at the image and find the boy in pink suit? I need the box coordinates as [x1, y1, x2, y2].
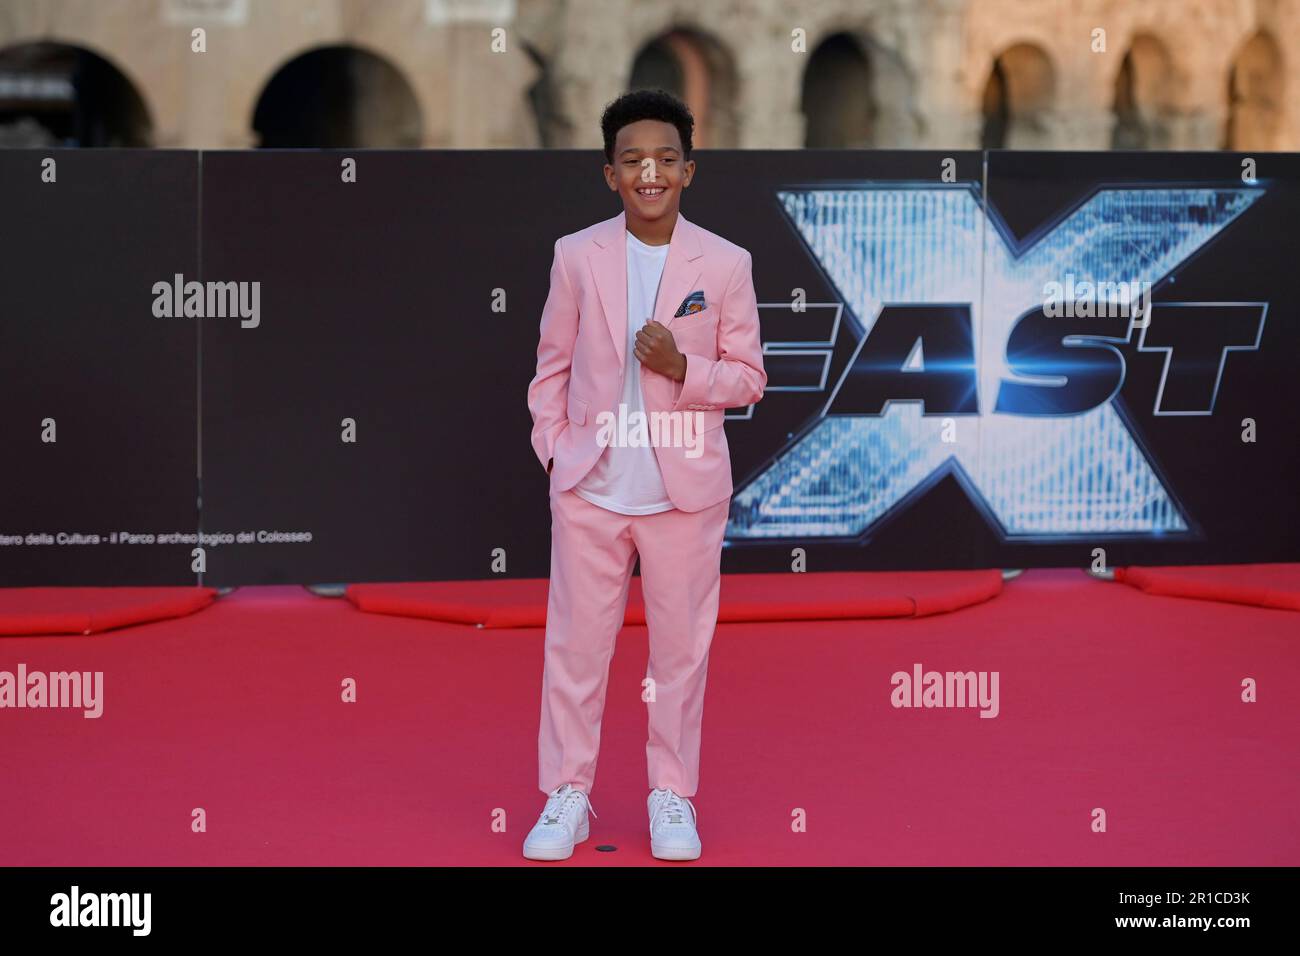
[524, 90, 767, 861]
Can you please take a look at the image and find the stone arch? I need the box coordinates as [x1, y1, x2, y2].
[801, 32, 872, 147]
[1224, 30, 1283, 150]
[0, 39, 152, 146]
[522, 42, 564, 148]
[798, 25, 919, 148]
[981, 42, 1055, 149]
[1111, 34, 1177, 149]
[250, 43, 423, 148]
[628, 27, 739, 148]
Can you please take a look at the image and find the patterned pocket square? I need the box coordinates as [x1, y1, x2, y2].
[674, 289, 708, 317]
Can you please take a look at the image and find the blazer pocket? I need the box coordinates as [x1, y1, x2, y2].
[567, 392, 588, 425]
[672, 306, 717, 331]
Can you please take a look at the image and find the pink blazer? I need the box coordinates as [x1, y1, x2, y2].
[527, 209, 767, 513]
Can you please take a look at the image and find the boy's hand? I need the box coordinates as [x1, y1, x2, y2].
[634, 321, 688, 381]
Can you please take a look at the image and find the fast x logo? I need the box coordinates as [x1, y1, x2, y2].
[727, 186, 1267, 541]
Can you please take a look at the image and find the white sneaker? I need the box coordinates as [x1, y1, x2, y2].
[523, 783, 597, 861]
[648, 787, 701, 860]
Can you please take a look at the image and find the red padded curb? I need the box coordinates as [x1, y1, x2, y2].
[346, 569, 1004, 628]
[1115, 563, 1300, 612]
[0, 587, 219, 636]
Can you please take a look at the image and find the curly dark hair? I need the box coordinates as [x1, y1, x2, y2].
[600, 88, 694, 165]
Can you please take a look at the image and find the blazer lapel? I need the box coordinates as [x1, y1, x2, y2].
[655, 213, 704, 333]
[588, 209, 705, 368]
[589, 211, 628, 366]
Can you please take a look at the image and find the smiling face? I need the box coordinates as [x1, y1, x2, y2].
[604, 118, 694, 230]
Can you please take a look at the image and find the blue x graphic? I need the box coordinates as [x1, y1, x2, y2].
[727, 185, 1262, 541]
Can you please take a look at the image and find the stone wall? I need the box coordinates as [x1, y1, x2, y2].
[0, 0, 1292, 150]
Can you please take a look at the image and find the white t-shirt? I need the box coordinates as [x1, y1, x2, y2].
[572, 230, 676, 515]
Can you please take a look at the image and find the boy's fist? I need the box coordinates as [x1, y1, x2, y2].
[634, 321, 688, 381]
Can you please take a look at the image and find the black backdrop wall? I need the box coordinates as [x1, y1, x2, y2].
[2, 149, 1296, 586]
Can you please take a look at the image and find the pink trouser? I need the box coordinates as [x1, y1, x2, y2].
[538, 485, 731, 798]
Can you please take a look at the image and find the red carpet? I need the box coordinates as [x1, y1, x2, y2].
[346, 569, 1004, 627]
[1116, 563, 1300, 611]
[0, 569, 1295, 866]
[0, 586, 217, 636]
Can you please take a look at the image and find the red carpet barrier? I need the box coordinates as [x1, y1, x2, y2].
[1115, 563, 1300, 612]
[346, 569, 1004, 628]
[0, 587, 218, 636]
